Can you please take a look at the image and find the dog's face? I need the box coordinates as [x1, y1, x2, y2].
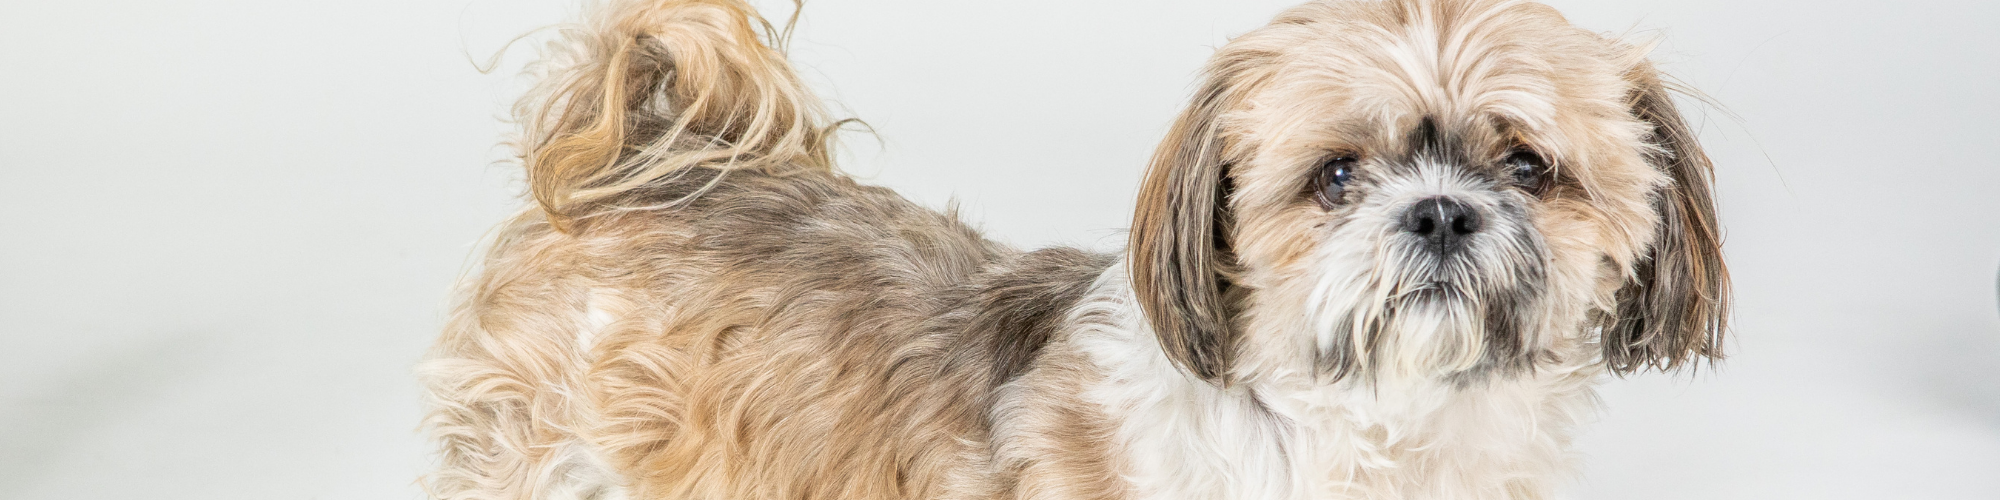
[1130, 0, 1728, 387]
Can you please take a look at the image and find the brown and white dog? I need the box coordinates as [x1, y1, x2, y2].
[420, 0, 1730, 498]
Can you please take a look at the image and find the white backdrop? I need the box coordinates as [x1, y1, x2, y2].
[1, 0, 1995, 498]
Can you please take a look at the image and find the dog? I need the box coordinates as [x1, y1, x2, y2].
[420, 0, 1730, 498]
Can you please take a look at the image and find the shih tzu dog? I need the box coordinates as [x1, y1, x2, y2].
[420, 0, 1730, 499]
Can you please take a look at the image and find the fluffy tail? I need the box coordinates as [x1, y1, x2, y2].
[518, 0, 835, 232]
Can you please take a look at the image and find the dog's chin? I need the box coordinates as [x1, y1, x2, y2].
[1313, 271, 1537, 385]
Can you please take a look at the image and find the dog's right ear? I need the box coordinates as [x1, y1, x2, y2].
[1130, 75, 1240, 384]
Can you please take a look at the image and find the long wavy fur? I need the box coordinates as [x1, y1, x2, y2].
[520, 0, 835, 232]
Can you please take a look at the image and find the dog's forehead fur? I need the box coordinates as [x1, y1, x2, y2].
[1223, 1, 1658, 187]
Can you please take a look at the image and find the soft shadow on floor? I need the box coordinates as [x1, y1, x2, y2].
[0, 332, 217, 498]
[1891, 318, 2000, 427]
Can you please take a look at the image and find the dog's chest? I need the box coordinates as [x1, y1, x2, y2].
[1062, 328, 1591, 499]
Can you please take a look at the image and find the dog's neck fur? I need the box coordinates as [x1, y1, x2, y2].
[1020, 262, 1601, 500]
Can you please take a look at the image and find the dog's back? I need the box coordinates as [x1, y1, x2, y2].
[419, 2, 1111, 499]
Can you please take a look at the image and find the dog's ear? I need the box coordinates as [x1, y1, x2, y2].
[1603, 62, 1732, 374]
[1130, 76, 1240, 384]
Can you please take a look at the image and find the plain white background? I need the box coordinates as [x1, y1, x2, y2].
[1, 0, 1995, 498]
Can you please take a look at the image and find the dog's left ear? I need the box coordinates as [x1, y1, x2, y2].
[1603, 61, 1733, 374]
[1130, 74, 1241, 384]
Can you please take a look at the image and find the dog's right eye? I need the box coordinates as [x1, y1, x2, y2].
[1313, 155, 1358, 209]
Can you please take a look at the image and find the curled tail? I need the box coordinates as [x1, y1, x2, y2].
[519, 0, 835, 232]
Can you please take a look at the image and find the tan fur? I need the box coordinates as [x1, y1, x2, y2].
[422, 1, 1730, 499]
[424, 172, 1016, 500]
[521, 0, 837, 232]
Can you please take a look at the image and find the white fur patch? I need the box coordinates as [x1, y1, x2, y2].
[1064, 262, 1601, 500]
[538, 440, 630, 500]
[579, 289, 624, 352]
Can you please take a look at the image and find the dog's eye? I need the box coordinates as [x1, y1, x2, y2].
[1505, 149, 1552, 195]
[1313, 155, 1358, 209]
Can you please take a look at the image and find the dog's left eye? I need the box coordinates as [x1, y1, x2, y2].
[1505, 149, 1552, 195]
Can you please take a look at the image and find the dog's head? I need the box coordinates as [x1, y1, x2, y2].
[1130, 0, 1727, 386]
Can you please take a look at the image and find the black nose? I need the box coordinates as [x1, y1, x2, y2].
[1401, 197, 1482, 254]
